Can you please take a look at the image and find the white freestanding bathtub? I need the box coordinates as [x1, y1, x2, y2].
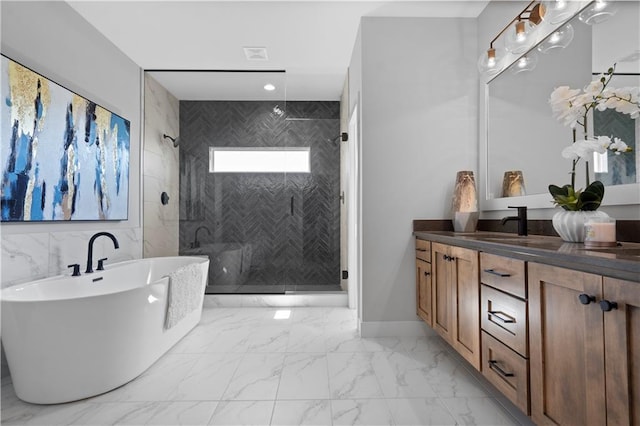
[0, 256, 209, 404]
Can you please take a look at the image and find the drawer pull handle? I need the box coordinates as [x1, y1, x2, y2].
[424, 271, 431, 277]
[489, 360, 515, 377]
[488, 310, 516, 323]
[484, 269, 511, 277]
[416, 248, 428, 252]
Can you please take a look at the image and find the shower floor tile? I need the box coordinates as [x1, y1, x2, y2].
[1, 307, 532, 425]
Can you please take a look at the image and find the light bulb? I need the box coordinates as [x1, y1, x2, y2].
[505, 20, 537, 54]
[477, 47, 506, 76]
[264, 83, 276, 91]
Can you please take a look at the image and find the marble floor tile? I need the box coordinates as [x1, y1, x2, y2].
[386, 398, 458, 426]
[1, 306, 524, 426]
[141, 401, 219, 426]
[208, 400, 274, 426]
[246, 325, 291, 352]
[441, 397, 520, 425]
[286, 324, 326, 352]
[371, 351, 438, 398]
[331, 399, 395, 426]
[277, 353, 330, 400]
[327, 352, 384, 399]
[222, 353, 285, 400]
[172, 352, 242, 400]
[270, 399, 332, 426]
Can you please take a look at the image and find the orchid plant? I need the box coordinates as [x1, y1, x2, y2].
[548, 64, 639, 211]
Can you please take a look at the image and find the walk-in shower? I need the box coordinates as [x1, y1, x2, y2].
[178, 100, 341, 294]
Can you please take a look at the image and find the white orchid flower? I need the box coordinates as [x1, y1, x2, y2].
[609, 137, 631, 154]
[562, 138, 608, 161]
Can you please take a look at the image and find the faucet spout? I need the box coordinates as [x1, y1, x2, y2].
[86, 232, 119, 273]
[192, 226, 211, 249]
[501, 206, 528, 236]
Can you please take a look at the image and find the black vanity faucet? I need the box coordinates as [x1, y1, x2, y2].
[86, 232, 120, 273]
[501, 206, 528, 236]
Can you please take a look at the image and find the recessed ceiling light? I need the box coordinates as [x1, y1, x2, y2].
[243, 47, 268, 61]
[264, 83, 276, 91]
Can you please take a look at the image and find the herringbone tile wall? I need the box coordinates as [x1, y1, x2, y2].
[179, 101, 341, 293]
[594, 108, 637, 185]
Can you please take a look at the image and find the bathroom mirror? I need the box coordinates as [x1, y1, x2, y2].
[482, 1, 640, 211]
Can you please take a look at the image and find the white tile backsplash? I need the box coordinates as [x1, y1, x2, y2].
[1, 232, 50, 287]
[1, 227, 142, 288]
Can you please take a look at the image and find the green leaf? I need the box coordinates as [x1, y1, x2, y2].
[577, 181, 605, 211]
[548, 184, 579, 211]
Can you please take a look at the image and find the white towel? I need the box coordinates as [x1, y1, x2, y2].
[164, 263, 204, 330]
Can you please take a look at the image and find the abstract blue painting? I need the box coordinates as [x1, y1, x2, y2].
[1, 55, 130, 221]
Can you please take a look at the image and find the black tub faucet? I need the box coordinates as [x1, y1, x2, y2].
[86, 232, 119, 273]
[191, 226, 211, 249]
[501, 206, 528, 236]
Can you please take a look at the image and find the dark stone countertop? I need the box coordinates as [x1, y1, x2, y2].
[413, 231, 640, 283]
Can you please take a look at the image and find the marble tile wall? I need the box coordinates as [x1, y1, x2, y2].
[1, 228, 143, 288]
[143, 75, 180, 257]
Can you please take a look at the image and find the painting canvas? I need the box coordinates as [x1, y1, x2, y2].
[1, 55, 130, 221]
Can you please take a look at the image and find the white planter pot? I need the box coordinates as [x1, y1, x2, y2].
[552, 210, 610, 242]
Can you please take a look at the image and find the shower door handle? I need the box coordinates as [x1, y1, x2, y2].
[290, 196, 294, 216]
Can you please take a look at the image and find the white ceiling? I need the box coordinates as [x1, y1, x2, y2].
[68, 1, 488, 101]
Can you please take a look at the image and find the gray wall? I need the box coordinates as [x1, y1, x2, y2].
[350, 16, 478, 329]
[179, 101, 341, 291]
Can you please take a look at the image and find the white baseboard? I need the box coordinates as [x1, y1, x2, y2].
[359, 320, 434, 338]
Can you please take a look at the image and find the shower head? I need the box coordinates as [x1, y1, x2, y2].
[163, 134, 180, 148]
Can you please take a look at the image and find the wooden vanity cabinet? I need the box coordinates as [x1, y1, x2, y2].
[529, 263, 640, 425]
[415, 239, 432, 325]
[479, 252, 529, 414]
[602, 277, 640, 425]
[431, 242, 481, 370]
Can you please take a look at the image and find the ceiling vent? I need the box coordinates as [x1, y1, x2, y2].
[243, 47, 268, 61]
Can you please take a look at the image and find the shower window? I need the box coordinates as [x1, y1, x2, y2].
[209, 147, 310, 173]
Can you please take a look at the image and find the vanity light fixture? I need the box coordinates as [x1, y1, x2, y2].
[510, 52, 539, 74]
[541, 0, 582, 25]
[505, 20, 538, 54]
[536, 23, 575, 53]
[478, 0, 545, 75]
[578, 0, 617, 25]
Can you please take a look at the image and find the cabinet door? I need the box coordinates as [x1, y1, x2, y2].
[602, 277, 640, 426]
[529, 263, 605, 426]
[431, 243, 452, 343]
[451, 245, 480, 371]
[416, 258, 432, 326]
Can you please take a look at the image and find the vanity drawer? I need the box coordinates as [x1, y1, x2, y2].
[480, 252, 526, 299]
[481, 331, 530, 415]
[415, 239, 431, 262]
[481, 285, 528, 357]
